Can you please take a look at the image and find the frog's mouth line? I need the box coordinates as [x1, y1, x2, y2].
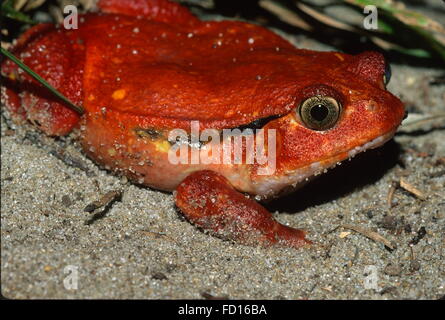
[253, 129, 397, 198]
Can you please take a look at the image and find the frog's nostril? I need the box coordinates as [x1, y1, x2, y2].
[365, 100, 378, 112]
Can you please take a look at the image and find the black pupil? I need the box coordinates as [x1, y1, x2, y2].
[310, 104, 329, 122]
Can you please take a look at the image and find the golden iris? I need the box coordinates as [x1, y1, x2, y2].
[298, 96, 341, 131]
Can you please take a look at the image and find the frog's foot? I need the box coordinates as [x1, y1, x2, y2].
[175, 170, 311, 248]
[1, 24, 83, 136]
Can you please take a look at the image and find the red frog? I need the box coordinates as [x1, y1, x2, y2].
[1, 0, 405, 248]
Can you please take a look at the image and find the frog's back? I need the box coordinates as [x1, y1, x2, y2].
[79, 13, 326, 130]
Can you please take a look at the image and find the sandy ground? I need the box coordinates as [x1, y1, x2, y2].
[1, 3, 444, 300]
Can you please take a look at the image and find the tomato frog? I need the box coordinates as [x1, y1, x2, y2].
[1, 0, 405, 248]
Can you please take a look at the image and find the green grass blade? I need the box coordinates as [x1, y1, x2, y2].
[1, 47, 84, 115]
[1, 0, 37, 24]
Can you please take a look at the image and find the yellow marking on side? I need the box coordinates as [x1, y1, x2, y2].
[112, 89, 126, 100]
[154, 140, 170, 153]
[8, 72, 16, 80]
[335, 53, 344, 61]
[108, 148, 117, 157]
[88, 94, 95, 101]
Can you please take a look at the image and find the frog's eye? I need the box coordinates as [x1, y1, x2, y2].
[298, 96, 341, 131]
[383, 61, 391, 86]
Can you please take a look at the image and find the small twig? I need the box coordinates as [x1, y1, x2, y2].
[84, 190, 122, 212]
[429, 169, 445, 178]
[84, 190, 122, 225]
[258, 0, 312, 31]
[387, 181, 398, 208]
[151, 272, 168, 280]
[410, 246, 415, 260]
[296, 1, 354, 32]
[201, 291, 229, 300]
[350, 246, 359, 267]
[322, 241, 334, 260]
[49, 149, 94, 176]
[409, 226, 427, 246]
[399, 178, 427, 200]
[399, 113, 445, 131]
[341, 224, 395, 250]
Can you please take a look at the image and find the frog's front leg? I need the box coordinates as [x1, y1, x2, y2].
[175, 170, 311, 248]
[1, 24, 83, 136]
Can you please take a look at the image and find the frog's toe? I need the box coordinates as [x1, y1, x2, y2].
[269, 224, 312, 248]
[175, 170, 311, 249]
